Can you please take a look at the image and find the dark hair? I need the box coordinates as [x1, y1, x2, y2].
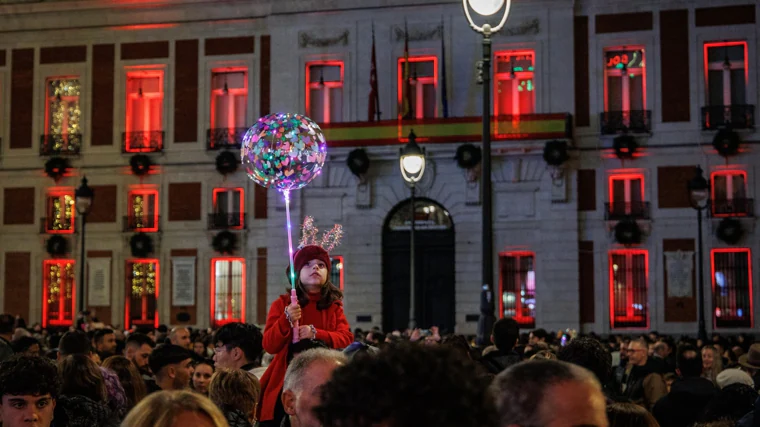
[557, 337, 612, 385]
[212, 323, 263, 364]
[58, 354, 107, 402]
[315, 343, 497, 427]
[11, 336, 40, 354]
[0, 355, 60, 399]
[125, 333, 156, 349]
[700, 383, 756, 423]
[288, 278, 343, 311]
[607, 402, 659, 427]
[102, 355, 147, 411]
[677, 344, 703, 378]
[0, 314, 15, 334]
[531, 328, 548, 341]
[148, 344, 193, 376]
[93, 328, 114, 344]
[492, 318, 519, 352]
[288, 339, 329, 364]
[58, 330, 92, 356]
[441, 335, 474, 361]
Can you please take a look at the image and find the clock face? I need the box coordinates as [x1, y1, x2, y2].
[468, 0, 505, 16]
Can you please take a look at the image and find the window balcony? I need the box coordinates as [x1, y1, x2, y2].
[40, 217, 75, 234]
[208, 213, 246, 230]
[123, 215, 160, 232]
[122, 131, 164, 153]
[40, 134, 82, 156]
[599, 111, 652, 135]
[711, 198, 754, 217]
[206, 128, 247, 150]
[605, 201, 651, 221]
[701, 105, 755, 130]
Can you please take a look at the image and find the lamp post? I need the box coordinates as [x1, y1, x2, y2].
[75, 176, 94, 314]
[688, 166, 709, 342]
[463, 0, 512, 344]
[400, 130, 426, 330]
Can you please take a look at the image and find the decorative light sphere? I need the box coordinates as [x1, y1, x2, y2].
[241, 113, 327, 191]
[468, 0, 505, 16]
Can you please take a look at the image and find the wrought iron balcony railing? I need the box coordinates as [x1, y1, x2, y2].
[711, 198, 755, 217]
[40, 134, 82, 156]
[40, 217, 75, 234]
[208, 213, 246, 230]
[123, 215, 160, 232]
[605, 201, 651, 221]
[207, 128, 248, 150]
[599, 110, 652, 135]
[122, 131, 164, 153]
[701, 105, 755, 130]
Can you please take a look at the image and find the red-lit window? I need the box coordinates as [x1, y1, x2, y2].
[494, 51, 535, 117]
[712, 249, 753, 328]
[306, 62, 343, 124]
[608, 174, 644, 216]
[211, 69, 248, 130]
[330, 256, 344, 291]
[498, 252, 536, 327]
[609, 250, 648, 329]
[42, 260, 76, 327]
[125, 259, 159, 329]
[398, 56, 438, 119]
[125, 71, 164, 151]
[604, 49, 646, 117]
[128, 189, 159, 232]
[712, 170, 749, 216]
[211, 258, 245, 326]
[45, 189, 75, 234]
[705, 42, 747, 107]
[45, 78, 81, 138]
[212, 188, 244, 229]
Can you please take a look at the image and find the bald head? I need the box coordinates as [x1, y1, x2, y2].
[170, 327, 191, 349]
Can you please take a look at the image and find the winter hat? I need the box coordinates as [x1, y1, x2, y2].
[716, 368, 755, 389]
[294, 245, 332, 275]
[289, 216, 343, 278]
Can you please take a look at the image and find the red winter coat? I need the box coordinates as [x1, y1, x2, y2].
[258, 293, 353, 421]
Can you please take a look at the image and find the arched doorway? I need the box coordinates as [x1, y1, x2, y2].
[382, 198, 455, 333]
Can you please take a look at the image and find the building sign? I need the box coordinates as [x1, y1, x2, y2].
[172, 257, 196, 306]
[605, 49, 644, 69]
[88, 258, 111, 307]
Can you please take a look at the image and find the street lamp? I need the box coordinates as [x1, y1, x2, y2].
[75, 176, 94, 314]
[463, 0, 512, 344]
[688, 166, 709, 342]
[399, 130, 426, 330]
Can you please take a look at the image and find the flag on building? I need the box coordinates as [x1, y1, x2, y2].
[440, 18, 449, 118]
[401, 20, 413, 120]
[368, 23, 380, 122]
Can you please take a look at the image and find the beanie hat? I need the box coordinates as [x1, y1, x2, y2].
[294, 245, 332, 276]
[716, 368, 755, 389]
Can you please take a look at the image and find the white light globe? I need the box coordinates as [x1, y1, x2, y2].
[468, 0, 505, 16]
[401, 155, 423, 175]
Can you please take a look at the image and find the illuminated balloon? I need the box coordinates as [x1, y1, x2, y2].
[241, 113, 327, 191]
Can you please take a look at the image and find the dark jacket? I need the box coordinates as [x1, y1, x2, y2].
[622, 359, 668, 410]
[52, 395, 120, 427]
[736, 395, 760, 427]
[0, 336, 14, 363]
[653, 377, 718, 427]
[480, 350, 521, 375]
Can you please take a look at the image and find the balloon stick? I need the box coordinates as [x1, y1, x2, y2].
[284, 190, 299, 343]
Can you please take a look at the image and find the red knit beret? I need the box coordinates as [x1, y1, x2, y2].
[293, 245, 331, 275]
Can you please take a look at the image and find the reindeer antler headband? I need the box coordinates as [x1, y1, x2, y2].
[299, 216, 343, 252]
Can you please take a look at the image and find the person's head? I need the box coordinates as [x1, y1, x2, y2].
[93, 328, 116, 355]
[125, 333, 156, 372]
[57, 330, 92, 358]
[716, 368, 754, 389]
[121, 390, 229, 427]
[170, 328, 191, 349]
[700, 383, 756, 423]
[676, 344, 703, 378]
[193, 340, 207, 357]
[211, 323, 263, 370]
[0, 314, 15, 336]
[491, 318, 520, 353]
[0, 356, 59, 427]
[208, 369, 261, 423]
[316, 343, 497, 427]
[57, 354, 107, 403]
[627, 339, 648, 366]
[11, 336, 41, 356]
[102, 355, 147, 410]
[529, 328, 548, 345]
[653, 341, 668, 359]
[149, 345, 194, 391]
[606, 402, 658, 427]
[703, 345, 720, 371]
[557, 337, 612, 386]
[491, 360, 607, 427]
[283, 349, 347, 427]
[294, 245, 332, 293]
[191, 360, 215, 395]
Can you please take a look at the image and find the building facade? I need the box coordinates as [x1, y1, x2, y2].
[0, 0, 757, 336]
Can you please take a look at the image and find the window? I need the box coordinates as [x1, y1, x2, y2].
[125, 71, 164, 152]
[45, 189, 75, 234]
[42, 260, 75, 327]
[495, 51, 535, 117]
[211, 188, 244, 229]
[211, 258, 245, 326]
[608, 174, 645, 218]
[398, 56, 437, 119]
[499, 252, 536, 327]
[705, 42, 747, 107]
[609, 250, 648, 329]
[127, 189, 159, 232]
[306, 62, 343, 124]
[43, 78, 81, 154]
[330, 256, 344, 291]
[604, 49, 646, 122]
[125, 259, 159, 328]
[712, 249, 753, 328]
[711, 170, 749, 216]
[209, 69, 248, 148]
